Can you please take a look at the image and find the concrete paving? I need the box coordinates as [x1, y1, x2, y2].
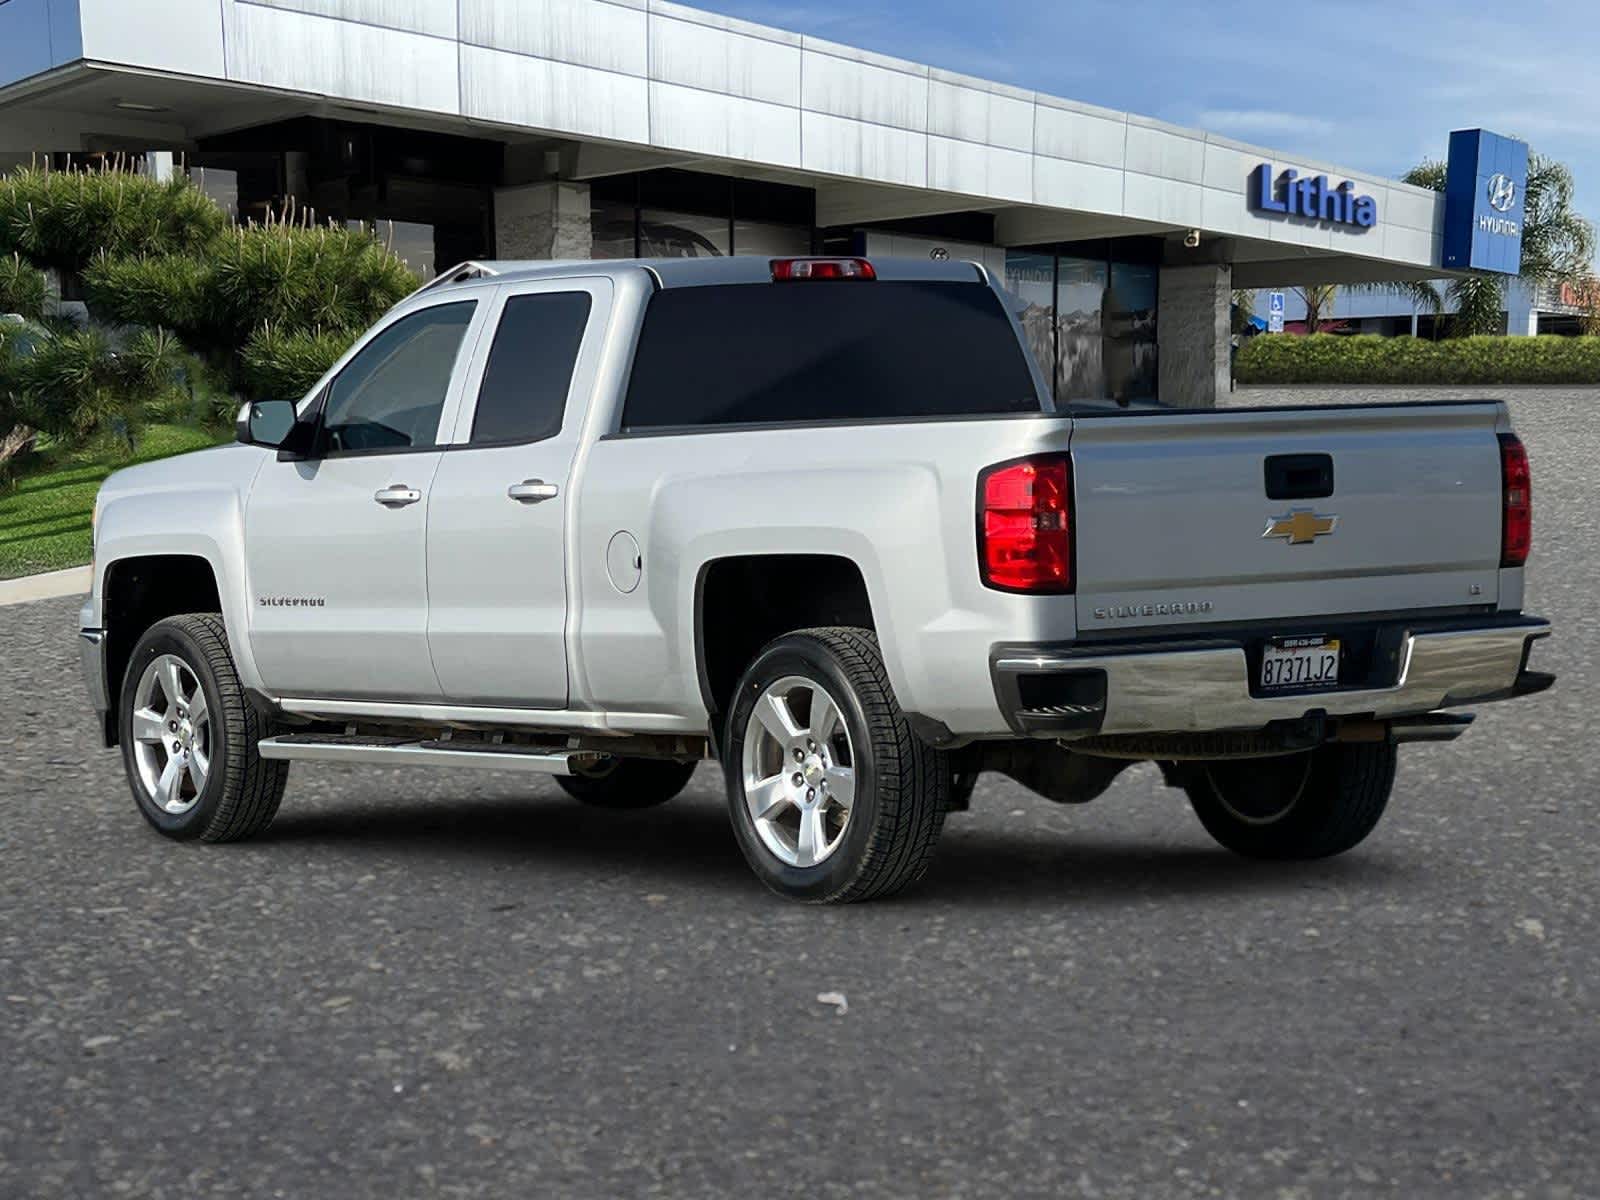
[0, 388, 1594, 1198]
[0, 565, 89, 607]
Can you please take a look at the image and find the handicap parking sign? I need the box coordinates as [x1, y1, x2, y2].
[1268, 290, 1285, 333]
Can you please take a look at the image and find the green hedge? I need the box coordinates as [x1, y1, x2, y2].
[1237, 334, 1600, 385]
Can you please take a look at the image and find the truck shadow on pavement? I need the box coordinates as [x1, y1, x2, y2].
[253, 787, 1415, 908]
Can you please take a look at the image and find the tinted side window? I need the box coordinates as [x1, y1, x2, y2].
[621, 281, 1041, 430]
[322, 302, 476, 454]
[470, 292, 593, 445]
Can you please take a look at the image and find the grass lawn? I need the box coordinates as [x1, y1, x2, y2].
[0, 425, 228, 580]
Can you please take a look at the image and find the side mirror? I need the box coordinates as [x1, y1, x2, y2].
[236, 400, 298, 448]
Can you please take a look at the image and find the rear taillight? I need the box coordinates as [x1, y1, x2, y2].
[1499, 432, 1531, 567]
[978, 455, 1073, 593]
[770, 257, 876, 282]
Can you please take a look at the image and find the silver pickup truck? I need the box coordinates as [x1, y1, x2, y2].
[79, 256, 1551, 903]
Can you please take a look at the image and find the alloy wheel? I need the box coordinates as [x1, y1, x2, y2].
[740, 676, 857, 868]
[130, 654, 212, 815]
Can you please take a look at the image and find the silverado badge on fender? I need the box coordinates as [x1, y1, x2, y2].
[1263, 510, 1338, 545]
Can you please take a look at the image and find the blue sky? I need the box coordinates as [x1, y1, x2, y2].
[702, 0, 1599, 218]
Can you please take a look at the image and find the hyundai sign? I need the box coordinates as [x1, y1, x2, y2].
[1251, 165, 1378, 229]
[1442, 129, 1528, 275]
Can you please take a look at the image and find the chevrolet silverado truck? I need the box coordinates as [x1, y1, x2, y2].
[79, 256, 1552, 903]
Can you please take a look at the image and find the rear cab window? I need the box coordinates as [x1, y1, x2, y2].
[470, 292, 593, 445]
[621, 280, 1044, 430]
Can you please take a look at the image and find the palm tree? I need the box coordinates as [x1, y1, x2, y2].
[1293, 284, 1340, 334]
[1397, 153, 1596, 336]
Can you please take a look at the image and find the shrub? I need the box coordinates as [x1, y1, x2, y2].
[83, 252, 208, 332]
[84, 218, 417, 399]
[0, 253, 48, 319]
[86, 219, 417, 350]
[240, 325, 358, 403]
[0, 162, 418, 458]
[1237, 334, 1600, 385]
[10, 326, 186, 444]
[0, 162, 226, 273]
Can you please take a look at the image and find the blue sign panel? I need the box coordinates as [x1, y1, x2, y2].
[1442, 129, 1528, 275]
[1250, 165, 1378, 230]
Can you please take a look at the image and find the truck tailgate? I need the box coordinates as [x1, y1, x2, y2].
[1070, 402, 1509, 634]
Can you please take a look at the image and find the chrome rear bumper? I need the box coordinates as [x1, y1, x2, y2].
[993, 616, 1551, 738]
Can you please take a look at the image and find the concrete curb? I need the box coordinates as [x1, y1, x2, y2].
[0, 566, 90, 607]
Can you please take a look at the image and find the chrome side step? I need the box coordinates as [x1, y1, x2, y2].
[256, 736, 576, 775]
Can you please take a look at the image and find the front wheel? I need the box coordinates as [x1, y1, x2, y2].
[1185, 742, 1396, 860]
[118, 613, 289, 842]
[723, 627, 947, 903]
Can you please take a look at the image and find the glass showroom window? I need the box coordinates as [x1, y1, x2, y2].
[190, 167, 239, 222]
[590, 199, 638, 259]
[1106, 261, 1158, 403]
[733, 219, 812, 257]
[1006, 245, 1161, 407]
[1056, 256, 1108, 404]
[1003, 252, 1056, 392]
[639, 209, 730, 258]
[589, 170, 816, 261]
[385, 221, 437, 280]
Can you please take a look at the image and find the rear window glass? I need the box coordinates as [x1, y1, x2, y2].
[621, 281, 1042, 430]
[470, 292, 592, 445]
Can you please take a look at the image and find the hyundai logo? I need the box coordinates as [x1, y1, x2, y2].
[1487, 173, 1518, 214]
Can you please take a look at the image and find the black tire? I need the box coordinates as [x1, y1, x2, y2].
[1185, 742, 1396, 860]
[117, 613, 288, 843]
[556, 758, 698, 809]
[722, 627, 947, 904]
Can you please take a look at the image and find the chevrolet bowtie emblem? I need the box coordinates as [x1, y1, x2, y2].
[1263, 510, 1338, 545]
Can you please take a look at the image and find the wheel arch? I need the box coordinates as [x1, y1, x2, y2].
[694, 553, 878, 740]
[101, 553, 225, 744]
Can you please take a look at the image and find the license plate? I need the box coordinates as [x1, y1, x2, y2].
[1260, 635, 1341, 691]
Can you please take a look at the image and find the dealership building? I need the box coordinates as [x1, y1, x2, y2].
[0, 0, 1527, 406]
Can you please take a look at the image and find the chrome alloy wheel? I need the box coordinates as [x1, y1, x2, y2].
[741, 676, 857, 869]
[130, 654, 212, 815]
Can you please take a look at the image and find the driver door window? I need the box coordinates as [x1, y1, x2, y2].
[320, 302, 477, 454]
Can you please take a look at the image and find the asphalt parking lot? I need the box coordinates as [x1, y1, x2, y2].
[1, 386, 1595, 1199]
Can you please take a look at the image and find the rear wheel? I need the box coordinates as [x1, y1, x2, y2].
[118, 614, 288, 842]
[1185, 742, 1396, 860]
[556, 757, 698, 809]
[723, 627, 947, 903]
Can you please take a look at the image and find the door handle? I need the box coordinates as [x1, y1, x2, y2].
[508, 479, 560, 504]
[373, 485, 422, 508]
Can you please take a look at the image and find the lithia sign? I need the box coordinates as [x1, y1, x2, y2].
[1249, 164, 1378, 229]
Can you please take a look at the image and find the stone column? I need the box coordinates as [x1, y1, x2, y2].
[1157, 263, 1232, 408]
[494, 181, 593, 260]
